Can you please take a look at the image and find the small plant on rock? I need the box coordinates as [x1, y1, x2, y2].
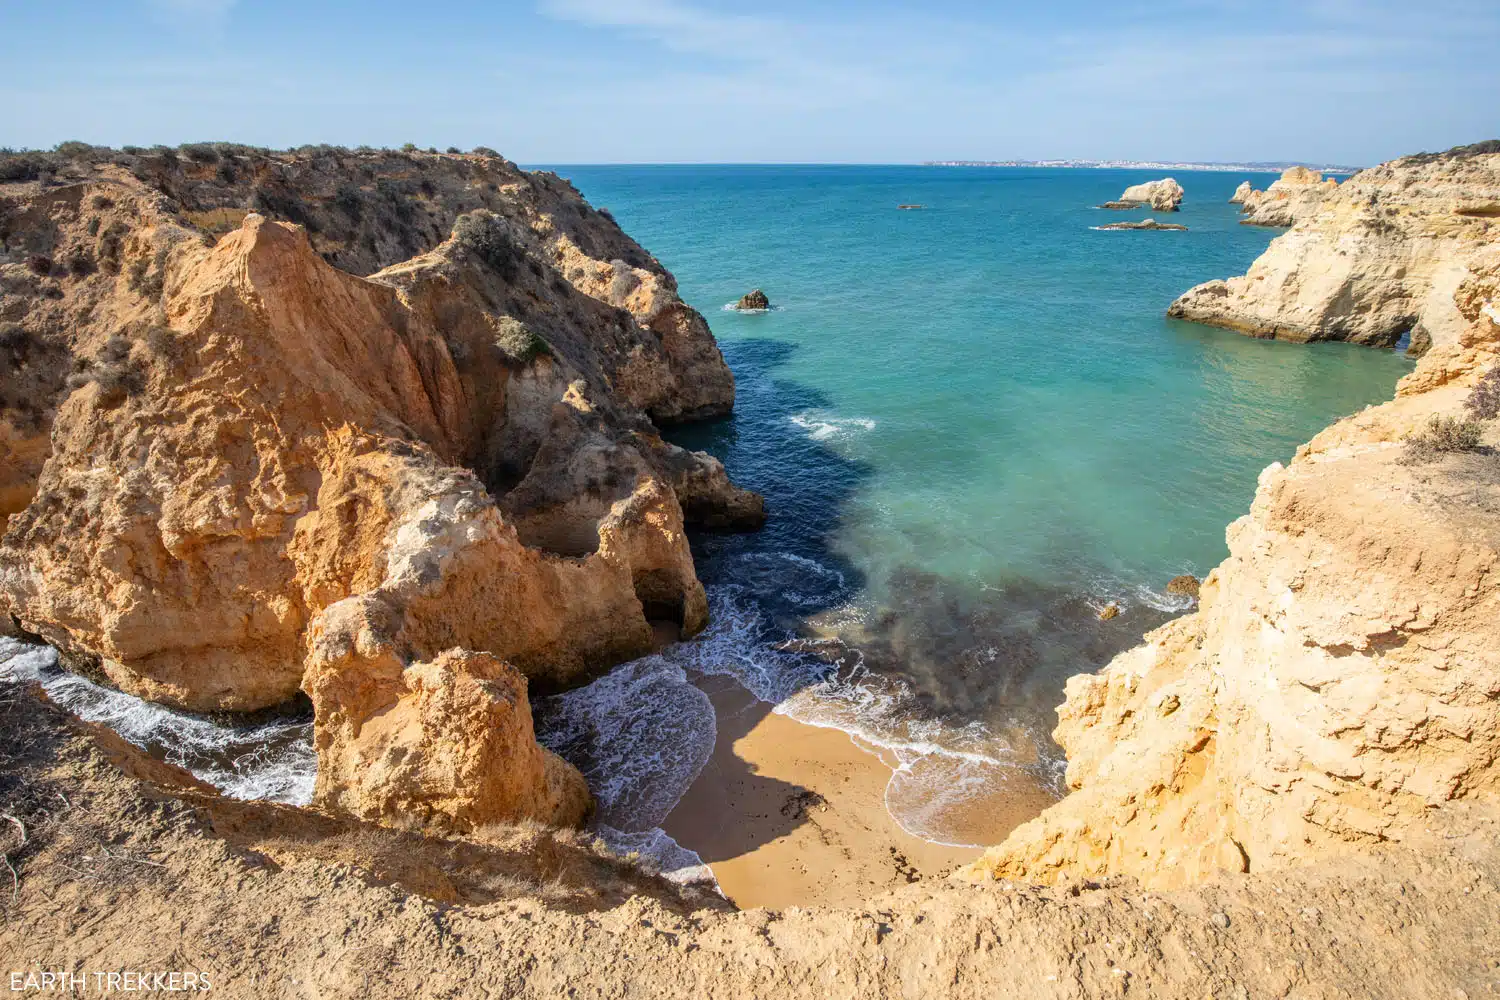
[492, 316, 549, 365]
[1400, 414, 1485, 464]
[453, 211, 523, 281]
[608, 259, 639, 304]
[1466, 365, 1500, 420]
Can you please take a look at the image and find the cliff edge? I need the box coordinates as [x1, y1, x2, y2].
[0, 145, 763, 828]
[971, 244, 1500, 889]
[1168, 142, 1500, 353]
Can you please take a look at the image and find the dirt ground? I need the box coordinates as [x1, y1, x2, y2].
[1, 682, 1498, 999]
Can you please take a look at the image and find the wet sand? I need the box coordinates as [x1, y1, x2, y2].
[662, 675, 984, 909]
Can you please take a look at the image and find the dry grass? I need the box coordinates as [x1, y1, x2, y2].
[1401, 414, 1485, 464]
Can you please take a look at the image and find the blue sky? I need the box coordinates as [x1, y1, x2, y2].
[1, 0, 1495, 165]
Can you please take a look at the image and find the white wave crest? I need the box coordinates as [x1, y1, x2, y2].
[788, 411, 876, 443]
[0, 638, 316, 804]
[596, 824, 718, 888]
[534, 656, 716, 831]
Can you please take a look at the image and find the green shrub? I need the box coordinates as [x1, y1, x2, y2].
[96, 220, 130, 273]
[492, 316, 549, 365]
[179, 143, 221, 163]
[66, 245, 95, 276]
[401, 142, 418, 153]
[66, 333, 144, 406]
[453, 211, 522, 281]
[333, 183, 364, 220]
[471, 146, 500, 158]
[608, 259, 638, 303]
[1401, 414, 1485, 464]
[0, 152, 46, 182]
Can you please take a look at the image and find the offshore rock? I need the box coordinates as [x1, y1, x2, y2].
[735, 288, 771, 311]
[1101, 178, 1184, 212]
[1169, 143, 1500, 352]
[1097, 218, 1187, 231]
[1164, 574, 1200, 597]
[1229, 180, 1254, 204]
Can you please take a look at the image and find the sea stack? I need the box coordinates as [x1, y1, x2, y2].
[736, 288, 771, 311]
[1229, 180, 1253, 204]
[1100, 177, 1184, 211]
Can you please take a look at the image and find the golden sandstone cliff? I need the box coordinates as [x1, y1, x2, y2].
[3, 142, 1500, 997]
[1170, 142, 1500, 353]
[0, 145, 762, 828]
[971, 149, 1500, 891]
[1234, 165, 1340, 227]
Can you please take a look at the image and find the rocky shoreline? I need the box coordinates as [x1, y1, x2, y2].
[0, 145, 764, 830]
[1170, 143, 1500, 353]
[3, 141, 1499, 996]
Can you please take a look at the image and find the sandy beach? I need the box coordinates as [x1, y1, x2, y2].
[663, 675, 1058, 909]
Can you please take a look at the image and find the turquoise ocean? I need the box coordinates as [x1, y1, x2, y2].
[531, 166, 1412, 867]
[1, 166, 1413, 883]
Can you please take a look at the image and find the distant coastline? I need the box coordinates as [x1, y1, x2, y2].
[924, 159, 1361, 174]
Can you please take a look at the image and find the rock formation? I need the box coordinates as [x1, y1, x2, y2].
[1236, 165, 1340, 227]
[1100, 177, 1184, 212]
[0, 144, 764, 828]
[1164, 574, 1200, 598]
[1169, 143, 1500, 353]
[1096, 218, 1187, 231]
[305, 632, 591, 831]
[969, 242, 1500, 890]
[735, 288, 771, 311]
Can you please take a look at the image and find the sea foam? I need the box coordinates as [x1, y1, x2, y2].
[788, 412, 877, 443]
[0, 638, 316, 804]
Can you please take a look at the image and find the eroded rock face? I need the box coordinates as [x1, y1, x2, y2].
[1229, 180, 1254, 204]
[1236, 166, 1339, 227]
[969, 248, 1500, 889]
[1102, 178, 1184, 212]
[305, 607, 590, 831]
[0, 147, 761, 828]
[1169, 145, 1500, 351]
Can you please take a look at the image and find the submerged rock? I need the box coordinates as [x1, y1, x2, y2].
[1097, 602, 1121, 621]
[1101, 178, 1184, 212]
[1097, 218, 1188, 231]
[735, 288, 771, 311]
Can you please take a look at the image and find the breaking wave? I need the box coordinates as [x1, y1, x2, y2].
[0, 638, 315, 804]
[788, 412, 877, 443]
